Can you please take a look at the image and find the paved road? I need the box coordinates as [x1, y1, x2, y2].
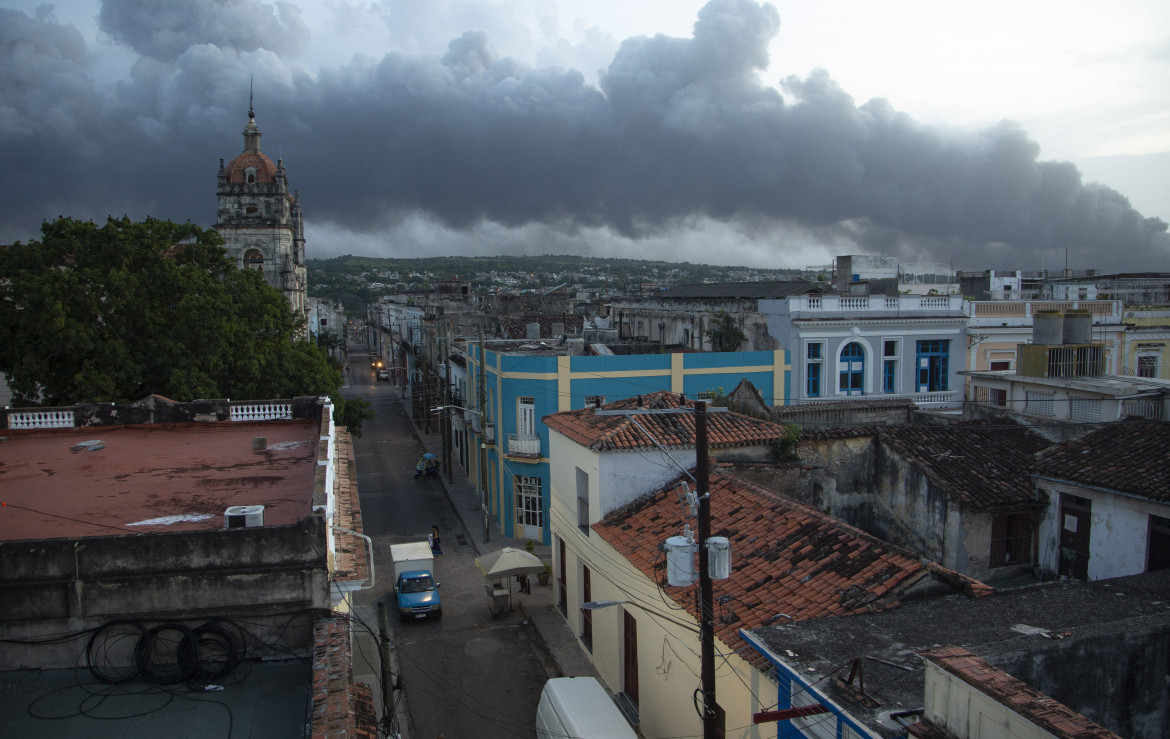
[344, 345, 549, 739]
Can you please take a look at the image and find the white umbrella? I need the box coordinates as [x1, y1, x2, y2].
[474, 547, 546, 578]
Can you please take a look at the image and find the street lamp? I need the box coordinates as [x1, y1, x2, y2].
[580, 600, 700, 634]
[430, 405, 480, 416]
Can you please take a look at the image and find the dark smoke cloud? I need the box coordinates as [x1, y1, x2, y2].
[98, 0, 310, 61]
[0, 0, 1165, 271]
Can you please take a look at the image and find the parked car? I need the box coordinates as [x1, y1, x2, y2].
[536, 677, 636, 738]
[391, 542, 441, 621]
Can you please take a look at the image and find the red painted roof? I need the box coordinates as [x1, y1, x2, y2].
[0, 421, 320, 541]
[544, 390, 790, 452]
[592, 469, 980, 666]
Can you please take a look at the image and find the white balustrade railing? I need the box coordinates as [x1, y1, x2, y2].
[507, 433, 541, 457]
[798, 294, 961, 313]
[7, 410, 76, 430]
[911, 392, 959, 406]
[230, 402, 293, 422]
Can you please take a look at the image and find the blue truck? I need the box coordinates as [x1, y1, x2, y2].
[391, 542, 441, 621]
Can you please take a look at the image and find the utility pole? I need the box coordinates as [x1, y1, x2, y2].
[376, 602, 394, 722]
[696, 400, 717, 739]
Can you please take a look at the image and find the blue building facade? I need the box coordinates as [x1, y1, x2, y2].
[458, 346, 791, 544]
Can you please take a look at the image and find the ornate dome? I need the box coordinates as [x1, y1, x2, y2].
[224, 110, 278, 184]
[226, 151, 278, 184]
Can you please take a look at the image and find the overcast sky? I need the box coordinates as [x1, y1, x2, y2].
[2, 0, 1167, 271]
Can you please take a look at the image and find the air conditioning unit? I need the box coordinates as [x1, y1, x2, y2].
[224, 505, 265, 529]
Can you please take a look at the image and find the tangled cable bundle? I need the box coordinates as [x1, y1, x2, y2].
[86, 618, 246, 685]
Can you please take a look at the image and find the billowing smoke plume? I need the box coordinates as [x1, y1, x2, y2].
[0, 0, 1165, 270]
[98, 0, 310, 61]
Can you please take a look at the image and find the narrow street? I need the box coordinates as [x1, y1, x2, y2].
[342, 345, 551, 739]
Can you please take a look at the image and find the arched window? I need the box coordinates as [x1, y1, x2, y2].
[245, 167, 257, 184]
[839, 342, 865, 395]
[243, 249, 264, 270]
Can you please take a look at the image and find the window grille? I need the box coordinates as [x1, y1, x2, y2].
[990, 512, 1032, 567]
[514, 475, 544, 528]
[1069, 397, 1101, 422]
[1025, 391, 1054, 416]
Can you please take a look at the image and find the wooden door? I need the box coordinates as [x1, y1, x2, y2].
[1059, 495, 1092, 579]
[623, 610, 639, 705]
[557, 539, 567, 616]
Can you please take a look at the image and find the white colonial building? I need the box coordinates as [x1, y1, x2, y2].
[761, 293, 967, 408]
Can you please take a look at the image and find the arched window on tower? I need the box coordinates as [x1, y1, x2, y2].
[243, 249, 264, 270]
[245, 167, 257, 184]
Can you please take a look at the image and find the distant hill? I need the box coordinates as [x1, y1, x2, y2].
[307, 254, 810, 314]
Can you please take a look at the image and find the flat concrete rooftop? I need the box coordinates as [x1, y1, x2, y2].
[0, 659, 310, 738]
[0, 421, 319, 541]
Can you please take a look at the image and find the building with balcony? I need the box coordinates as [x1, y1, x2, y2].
[449, 343, 792, 544]
[964, 299, 1125, 376]
[966, 311, 1170, 437]
[761, 292, 967, 409]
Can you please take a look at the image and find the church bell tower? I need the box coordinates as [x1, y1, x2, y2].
[216, 100, 308, 326]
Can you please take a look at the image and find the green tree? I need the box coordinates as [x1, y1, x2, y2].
[0, 217, 367, 434]
[705, 310, 747, 352]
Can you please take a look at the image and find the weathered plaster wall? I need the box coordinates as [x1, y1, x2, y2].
[990, 618, 1170, 739]
[779, 434, 890, 539]
[0, 515, 329, 669]
[875, 442, 954, 565]
[1037, 481, 1170, 581]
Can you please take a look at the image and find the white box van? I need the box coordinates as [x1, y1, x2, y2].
[535, 676, 638, 739]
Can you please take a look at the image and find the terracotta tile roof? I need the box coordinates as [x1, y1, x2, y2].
[544, 391, 790, 452]
[310, 615, 378, 738]
[776, 397, 916, 414]
[592, 469, 980, 669]
[797, 425, 881, 441]
[226, 151, 278, 184]
[918, 647, 1121, 739]
[1034, 420, 1170, 501]
[877, 421, 1053, 511]
[331, 429, 369, 585]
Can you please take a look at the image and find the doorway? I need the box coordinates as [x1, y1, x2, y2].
[622, 611, 639, 706]
[1059, 494, 1092, 579]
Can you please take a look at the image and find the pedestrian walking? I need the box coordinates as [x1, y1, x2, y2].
[518, 573, 531, 594]
[428, 525, 443, 555]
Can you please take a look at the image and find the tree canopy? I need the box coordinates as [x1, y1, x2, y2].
[0, 217, 343, 410]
